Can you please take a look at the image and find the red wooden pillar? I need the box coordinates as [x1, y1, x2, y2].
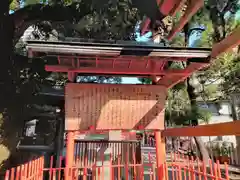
[155, 131, 166, 180]
[65, 131, 75, 180]
[68, 72, 77, 82]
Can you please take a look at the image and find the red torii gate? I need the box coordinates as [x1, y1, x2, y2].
[25, 26, 240, 179]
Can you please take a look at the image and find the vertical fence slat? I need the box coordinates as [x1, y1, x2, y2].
[125, 150, 129, 180]
[140, 162, 144, 180]
[5, 170, 10, 180]
[132, 144, 136, 180]
[98, 167, 101, 180]
[21, 164, 25, 180]
[24, 163, 28, 180]
[117, 155, 121, 180]
[187, 157, 191, 180]
[182, 155, 187, 180]
[31, 160, 34, 179]
[209, 159, 214, 180]
[225, 162, 229, 180]
[213, 163, 218, 180]
[58, 156, 62, 180]
[35, 159, 39, 180]
[110, 152, 114, 180]
[191, 162, 196, 180]
[152, 163, 156, 180]
[216, 160, 222, 179]
[36, 158, 39, 180]
[53, 169, 56, 180]
[164, 162, 169, 180]
[10, 168, 15, 180]
[32, 159, 35, 180]
[202, 161, 207, 180]
[197, 158, 202, 180]
[172, 161, 175, 180]
[50, 156, 53, 180]
[16, 166, 20, 180]
[183, 164, 187, 180]
[83, 167, 87, 180]
[28, 161, 31, 179]
[36, 158, 41, 179]
[101, 148, 104, 180]
[178, 164, 182, 180]
[148, 152, 153, 180]
[41, 157, 45, 180]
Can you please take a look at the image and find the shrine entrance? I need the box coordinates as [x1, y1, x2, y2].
[73, 139, 142, 167]
[5, 34, 240, 179]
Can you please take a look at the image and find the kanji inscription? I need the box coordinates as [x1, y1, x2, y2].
[65, 83, 167, 131]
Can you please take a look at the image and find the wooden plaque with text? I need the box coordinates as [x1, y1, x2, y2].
[65, 83, 167, 131]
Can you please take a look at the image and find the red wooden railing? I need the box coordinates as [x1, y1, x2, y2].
[5, 152, 230, 180]
[4, 157, 44, 180]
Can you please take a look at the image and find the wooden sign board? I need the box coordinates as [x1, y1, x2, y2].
[65, 83, 167, 131]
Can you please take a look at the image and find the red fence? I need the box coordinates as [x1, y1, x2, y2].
[4, 157, 44, 180]
[5, 152, 230, 180]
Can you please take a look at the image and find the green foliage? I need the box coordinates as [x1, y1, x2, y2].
[169, 33, 185, 47]
[10, 0, 19, 11]
[24, 0, 41, 6]
[165, 88, 191, 126]
[221, 56, 240, 95]
[63, 0, 73, 6]
[198, 108, 212, 124]
[77, 76, 122, 84]
[195, 21, 213, 47]
[138, 78, 151, 84]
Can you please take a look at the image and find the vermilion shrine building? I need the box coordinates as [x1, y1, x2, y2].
[5, 0, 240, 180]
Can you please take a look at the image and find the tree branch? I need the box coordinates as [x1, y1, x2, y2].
[11, 2, 93, 44]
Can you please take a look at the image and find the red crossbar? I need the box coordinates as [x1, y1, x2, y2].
[45, 65, 191, 76]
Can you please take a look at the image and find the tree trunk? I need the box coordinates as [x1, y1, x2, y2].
[0, 2, 17, 109]
[194, 137, 209, 163]
[230, 94, 240, 164]
[186, 77, 210, 163]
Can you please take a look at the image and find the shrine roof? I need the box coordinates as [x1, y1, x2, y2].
[26, 39, 211, 88]
[27, 40, 211, 58]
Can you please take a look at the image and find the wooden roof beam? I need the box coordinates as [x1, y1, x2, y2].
[211, 26, 240, 58]
[157, 62, 208, 88]
[45, 65, 192, 76]
[160, 27, 240, 88]
[167, 0, 204, 41]
[162, 121, 240, 137]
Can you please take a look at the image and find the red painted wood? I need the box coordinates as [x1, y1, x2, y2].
[141, 0, 176, 34]
[65, 132, 75, 180]
[211, 26, 240, 58]
[45, 65, 190, 76]
[4, 170, 9, 180]
[167, 0, 204, 41]
[4, 152, 231, 180]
